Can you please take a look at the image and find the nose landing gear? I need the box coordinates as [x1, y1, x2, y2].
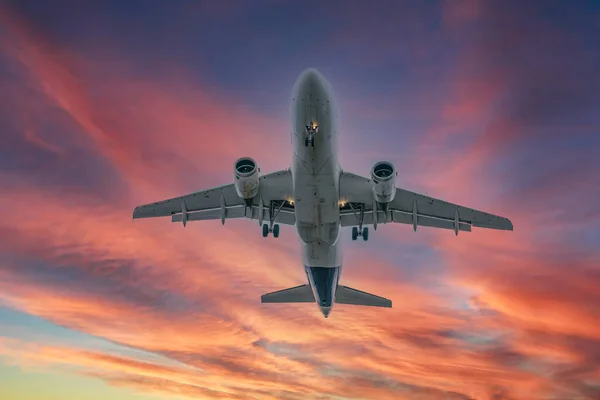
[304, 123, 318, 147]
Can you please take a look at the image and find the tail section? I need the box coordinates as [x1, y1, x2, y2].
[261, 283, 392, 313]
[261, 284, 315, 303]
[335, 285, 392, 308]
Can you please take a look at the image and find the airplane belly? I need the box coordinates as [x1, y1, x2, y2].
[290, 68, 342, 269]
[293, 171, 339, 244]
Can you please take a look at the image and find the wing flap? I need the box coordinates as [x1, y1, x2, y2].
[261, 285, 315, 303]
[171, 205, 296, 225]
[335, 285, 392, 308]
[171, 207, 239, 222]
[340, 210, 471, 232]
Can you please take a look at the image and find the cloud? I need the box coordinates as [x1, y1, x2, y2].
[1, 1, 600, 400]
[399, 2, 600, 398]
[0, 1, 291, 202]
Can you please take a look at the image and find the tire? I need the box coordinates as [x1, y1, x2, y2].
[362, 227, 369, 241]
[305, 138, 309, 147]
[273, 224, 280, 238]
[352, 227, 358, 241]
[262, 224, 269, 237]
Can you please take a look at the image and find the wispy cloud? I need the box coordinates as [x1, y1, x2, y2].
[1, 1, 599, 400]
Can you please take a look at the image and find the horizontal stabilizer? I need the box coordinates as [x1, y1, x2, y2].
[261, 284, 315, 303]
[335, 285, 392, 308]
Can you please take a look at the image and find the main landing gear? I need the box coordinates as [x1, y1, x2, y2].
[262, 223, 280, 238]
[262, 200, 284, 238]
[348, 202, 369, 241]
[352, 226, 369, 241]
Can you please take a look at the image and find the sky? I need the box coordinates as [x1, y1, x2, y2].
[0, 0, 599, 399]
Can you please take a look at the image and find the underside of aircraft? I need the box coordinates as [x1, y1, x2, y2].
[133, 68, 513, 318]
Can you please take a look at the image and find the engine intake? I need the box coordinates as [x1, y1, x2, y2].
[371, 161, 397, 205]
[234, 157, 259, 202]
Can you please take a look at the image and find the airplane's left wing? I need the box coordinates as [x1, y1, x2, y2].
[339, 171, 513, 234]
[133, 169, 295, 226]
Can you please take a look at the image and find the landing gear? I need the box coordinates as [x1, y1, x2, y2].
[262, 200, 285, 238]
[262, 223, 280, 238]
[348, 203, 369, 241]
[351, 226, 369, 241]
[305, 123, 317, 147]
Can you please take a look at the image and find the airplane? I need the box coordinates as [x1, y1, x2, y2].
[132, 68, 513, 318]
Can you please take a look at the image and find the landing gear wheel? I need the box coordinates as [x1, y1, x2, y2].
[362, 227, 369, 241]
[273, 224, 280, 238]
[311, 139, 315, 148]
[352, 227, 358, 241]
[262, 224, 269, 238]
[305, 138, 309, 147]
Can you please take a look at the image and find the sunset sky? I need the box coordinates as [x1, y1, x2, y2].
[1, 1, 599, 399]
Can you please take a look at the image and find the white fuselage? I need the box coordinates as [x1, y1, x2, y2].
[290, 69, 342, 317]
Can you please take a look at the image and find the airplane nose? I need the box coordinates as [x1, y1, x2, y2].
[300, 68, 322, 86]
[320, 306, 331, 318]
[295, 68, 325, 94]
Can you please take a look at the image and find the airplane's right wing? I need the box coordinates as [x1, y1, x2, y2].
[338, 172, 513, 233]
[133, 169, 296, 226]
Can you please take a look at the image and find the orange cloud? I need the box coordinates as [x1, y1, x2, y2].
[1, 2, 599, 400]
[2, 178, 561, 399]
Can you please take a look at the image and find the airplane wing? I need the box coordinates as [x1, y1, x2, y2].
[338, 172, 513, 233]
[133, 169, 295, 226]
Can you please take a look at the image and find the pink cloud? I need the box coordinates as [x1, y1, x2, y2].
[0, 3, 290, 202]
[1, 2, 599, 400]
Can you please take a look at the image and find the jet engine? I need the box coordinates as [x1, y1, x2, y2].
[234, 157, 259, 204]
[370, 161, 397, 206]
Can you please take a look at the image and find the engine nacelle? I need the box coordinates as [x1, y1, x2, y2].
[234, 157, 259, 202]
[370, 161, 397, 205]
